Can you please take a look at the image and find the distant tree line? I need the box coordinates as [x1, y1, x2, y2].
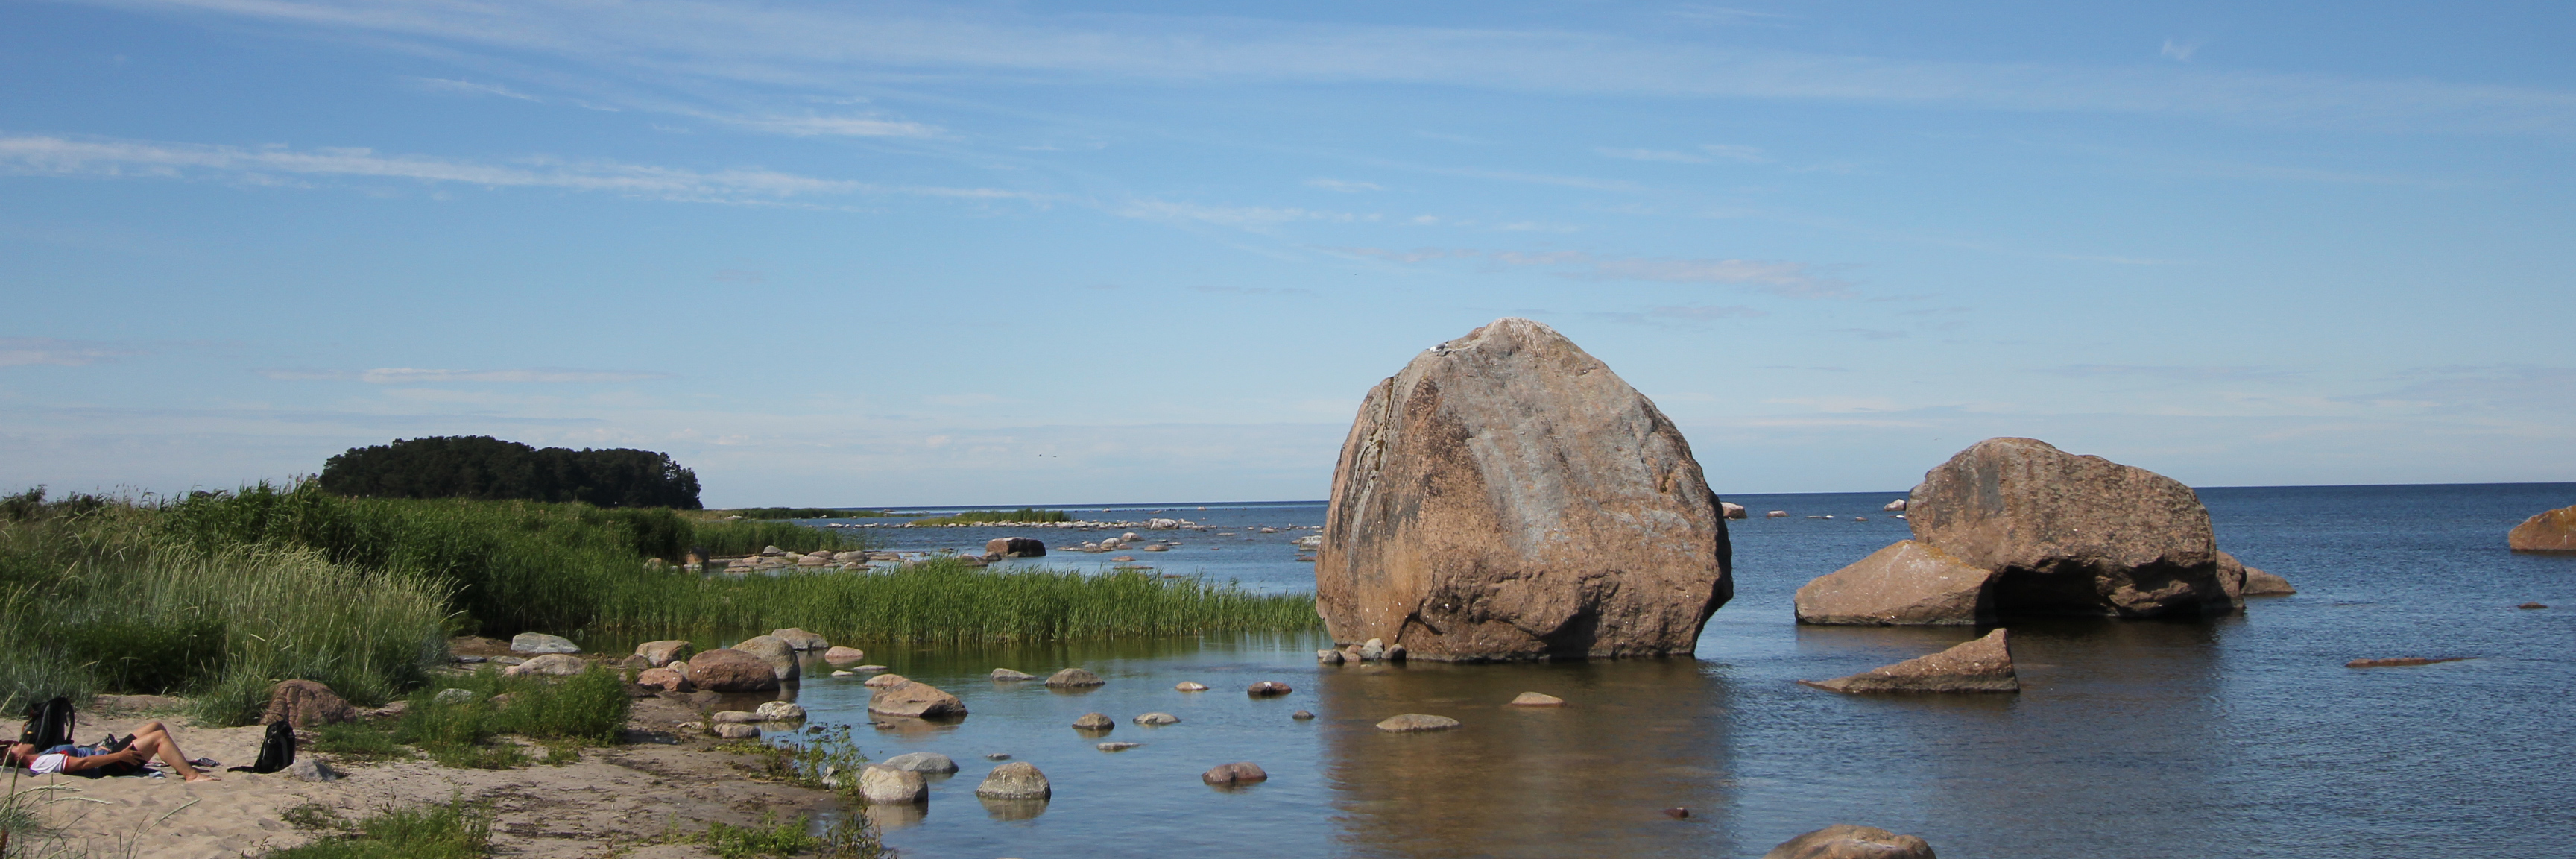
[318, 436, 702, 509]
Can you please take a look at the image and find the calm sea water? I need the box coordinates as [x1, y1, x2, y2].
[728, 484, 2576, 858]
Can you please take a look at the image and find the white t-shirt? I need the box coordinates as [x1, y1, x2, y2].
[28, 752, 69, 775]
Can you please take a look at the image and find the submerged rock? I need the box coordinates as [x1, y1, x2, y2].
[1800, 629, 2020, 694]
[1763, 824, 1937, 859]
[1374, 713, 1461, 732]
[880, 752, 959, 774]
[2507, 505, 2576, 552]
[1096, 741, 1142, 752]
[868, 681, 967, 718]
[1316, 318, 1733, 661]
[2346, 656, 2472, 668]
[1071, 712, 1115, 731]
[1794, 540, 1998, 626]
[1175, 682, 1209, 691]
[1046, 668, 1105, 687]
[2217, 551, 2296, 597]
[991, 668, 1036, 681]
[1908, 438, 2231, 618]
[1132, 712, 1179, 726]
[1506, 692, 1565, 707]
[975, 762, 1052, 799]
[1291, 710, 1316, 720]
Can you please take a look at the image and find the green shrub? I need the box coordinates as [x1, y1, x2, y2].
[392, 664, 633, 767]
[702, 811, 816, 859]
[264, 797, 492, 859]
[310, 721, 406, 762]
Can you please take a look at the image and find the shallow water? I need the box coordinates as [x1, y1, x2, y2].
[722, 484, 2574, 858]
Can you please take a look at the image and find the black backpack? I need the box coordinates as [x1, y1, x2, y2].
[18, 696, 72, 753]
[227, 721, 294, 774]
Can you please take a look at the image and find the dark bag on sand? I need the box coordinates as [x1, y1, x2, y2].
[19, 696, 73, 752]
[227, 721, 294, 774]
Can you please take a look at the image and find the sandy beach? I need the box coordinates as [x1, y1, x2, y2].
[22, 693, 840, 858]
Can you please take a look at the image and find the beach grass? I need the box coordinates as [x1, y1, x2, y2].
[264, 796, 493, 859]
[904, 507, 1075, 526]
[594, 557, 1319, 642]
[691, 518, 861, 556]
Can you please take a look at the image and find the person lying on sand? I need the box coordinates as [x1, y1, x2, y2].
[4, 720, 219, 782]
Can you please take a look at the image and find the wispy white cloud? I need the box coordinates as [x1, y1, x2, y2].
[259, 367, 675, 383]
[83, 0, 2576, 134]
[0, 337, 148, 368]
[1114, 198, 1373, 229]
[409, 77, 541, 101]
[2045, 365, 2297, 383]
[2161, 39, 2203, 62]
[716, 113, 942, 138]
[1304, 178, 1382, 192]
[0, 133, 1038, 204]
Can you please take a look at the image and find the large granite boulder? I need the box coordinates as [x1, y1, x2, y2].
[868, 681, 967, 718]
[1316, 318, 1733, 661]
[634, 640, 693, 667]
[1907, 438, 2228, 617]
[1763, 824, 1937, 859]
[733, 635, 801, 682]
[685, 648, 781, 693]
[859, 765, 926, 804]
[1794, 540, 1998, 626]
[1800, 629, 2018, 693]
[262, 679, 356, 729]
[2508, 505, 2576, 552]
[986, 537, 1047, 558]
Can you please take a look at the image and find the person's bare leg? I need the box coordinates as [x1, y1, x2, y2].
[133, 734, 214, 781]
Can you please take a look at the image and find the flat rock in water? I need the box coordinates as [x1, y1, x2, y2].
[1507, 692, 1565, 707]
[768, 628, 829, 651]
[1132, 712, 1179, 726]
[2347, 656, 2472, 668]
[1096, 741, 1142, 752]
[1291, 710, 1316, 720]
[1909, 437, 2234, 618]
[1375, 714, 1461, 732]
[1246, 681, 1293, 696]
[991, 668, 1036, 681]
[1072, 712, 1115, 731]
[1763, 824, 1937, 859]
[1316, 318, 1733, 661]
[859, 765, 926, 803]
[975, 761, 1051, 799]
[1046, 667, 1105, 687]
[510, 632, 581, 655]
[1795, 540, 1999, 626]
[868, 681, 967, 718]
[1202, 761, 1268, 785]
[1801, 629, 2020, 693]
[880, 752, 959, 773]
[754, 701, 806, 721]
[822, 646, 866, 664]
[685, 649, 780, 693]
[1175, 682, 1208, 691]
[851, 664, 889, 673]
[2520, 602, 2548, 610]
[2507, 505, 2576, 552]
[2217, 551, 2296, 597]
[862, 673, 910, 688]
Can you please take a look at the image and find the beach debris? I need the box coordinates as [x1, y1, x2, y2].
[1072, 712, 1114, 731]
[859, 765, 927, 803]
[879, 752, 957, 773]
[1202, 762, 1268, 786]
[975, 762, 1052, 799]
[1247, 681, 1292, 696]
[1764, 824, 1935, 859]
[869, 680, 968, 718]
[1316, 318, 1731, 661]
[1133, 712, 1180, 726]
[510, 632, 580, 655]
[2346, 656, 2472, 668]
[1799, 629, 2020, 694]
[1046, 667, 1106, 688]
[1375, 714, 1460, 732]
[1507, 692, 1565, 707]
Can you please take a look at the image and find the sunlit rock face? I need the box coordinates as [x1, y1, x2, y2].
[1907, 437, 2230, 618]
[1316, 318, 1732, 661]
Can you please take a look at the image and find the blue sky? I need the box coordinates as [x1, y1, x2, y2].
[4, 1, 2571, 507]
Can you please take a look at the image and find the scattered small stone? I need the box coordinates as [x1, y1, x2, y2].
[285, 757, 341, 783]
[713, 723, 761, 740]
[2347, 656, 2472, 668]
[432, 687, 475, 705]
[859, 765, 926, 803]
[1247, 681, 1292, 697]
[1507, 692, 1565, 707]
[712, 711, 759, 724]
[1375, 714, 1460, 732]
[991, 668, 1037, 681]
[754, 701, 806, 722]
[1072, 712, 1116, 731]
[676, 720, 706, 734]
[1291, 710, 1315, 720]
[1046, 667, 1106, 687]
[852, 664, 890, 673]
[1661, 807, 1690, 819]
[1316, 649, 1346, 665]
[984, 752, 1011, 761]
[1096, 741, 1142, 752]
[863, 673, 910, 688]
[822, 646, 866, 663]
[635, 640, 693, 667]
[831, 670, 854, 677]
[1383, 644, 1407, 662]
[1132, 712, 1180, 726]
[1201, 761, 1268, 786]
[975, 761, 1052, 799]
[1358, 638, 1387, 661]
[2519, 602, 2548, 609]
[1174, 681, 1208, 691]
[880, 752, 958, 773]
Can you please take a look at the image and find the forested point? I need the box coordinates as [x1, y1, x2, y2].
[319, 435, 702, 509]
